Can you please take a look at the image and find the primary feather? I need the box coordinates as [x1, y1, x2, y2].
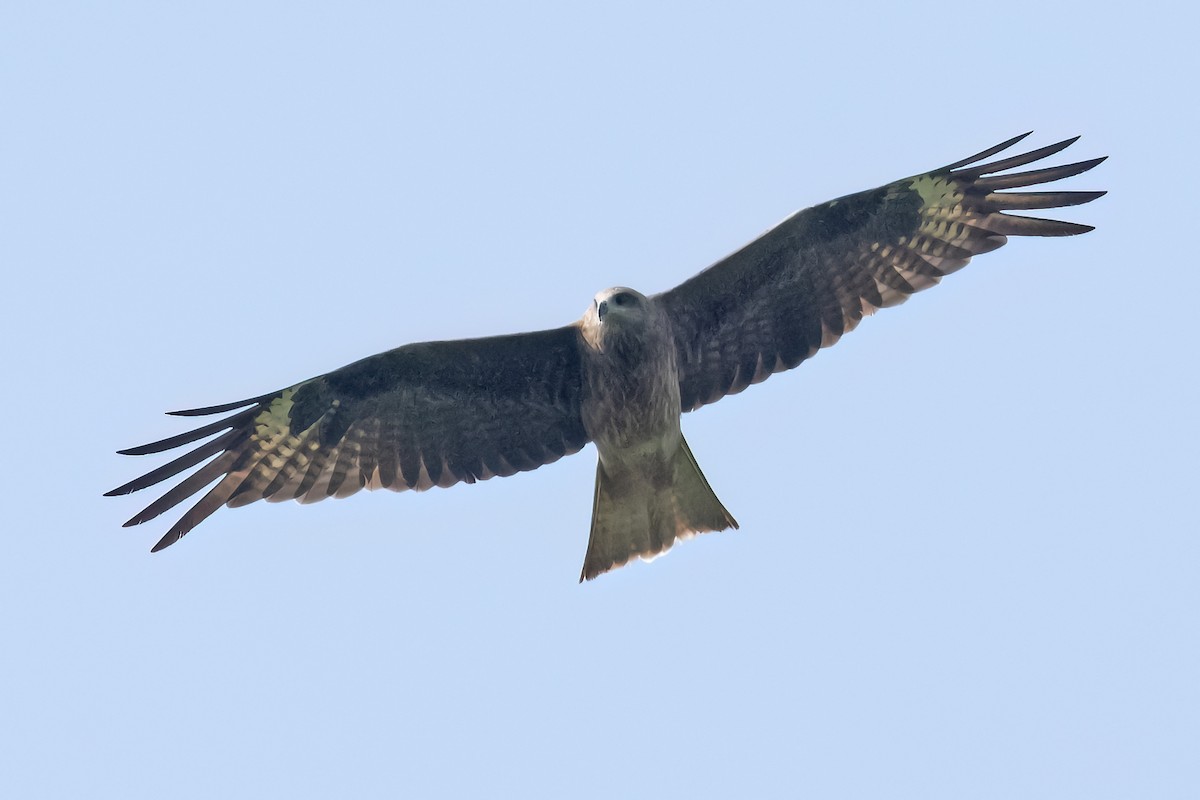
[109, 328, 589, 552]
[658, 132, 1105, 411]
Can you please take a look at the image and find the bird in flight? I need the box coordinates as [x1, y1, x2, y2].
[109, 132, 1105, 580]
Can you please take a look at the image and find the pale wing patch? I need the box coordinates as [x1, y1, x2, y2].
[227, 388, 304, 508]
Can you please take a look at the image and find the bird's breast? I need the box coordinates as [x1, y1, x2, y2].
[581, 332, 682, 469]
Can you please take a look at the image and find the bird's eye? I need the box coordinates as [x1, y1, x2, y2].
[613, 292, 633, 306]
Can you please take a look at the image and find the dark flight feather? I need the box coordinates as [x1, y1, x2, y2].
[115, 327, 590, 551]
[657, 135, 1105, 412]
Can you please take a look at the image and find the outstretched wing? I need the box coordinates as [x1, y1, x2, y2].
[657, 133, 1106, 412]
[108, 326, 590, 551]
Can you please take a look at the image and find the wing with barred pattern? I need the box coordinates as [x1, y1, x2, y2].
[108, 326, 590, 552]
[657, 133, 1105, 411]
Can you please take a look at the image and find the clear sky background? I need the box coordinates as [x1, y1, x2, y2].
[3, 2, 1196, 798]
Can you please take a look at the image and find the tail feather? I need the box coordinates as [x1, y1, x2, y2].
[580, 437, 738, 581]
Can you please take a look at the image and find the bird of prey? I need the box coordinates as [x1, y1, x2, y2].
[109, 133, 1105, 580]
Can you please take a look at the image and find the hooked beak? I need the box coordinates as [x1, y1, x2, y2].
[596, 299, 608, 322]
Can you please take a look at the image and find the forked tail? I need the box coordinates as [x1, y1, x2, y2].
[580, 437, 738, 581]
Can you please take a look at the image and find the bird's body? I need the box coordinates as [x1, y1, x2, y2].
[109, 133, 1105, 580]
[580, 289, 682, 461]
[577, 287, 737, 579]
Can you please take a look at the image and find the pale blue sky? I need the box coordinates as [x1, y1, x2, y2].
[3, 2, 1197, 798]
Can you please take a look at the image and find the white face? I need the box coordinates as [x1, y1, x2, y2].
[592, 286, 648, 326]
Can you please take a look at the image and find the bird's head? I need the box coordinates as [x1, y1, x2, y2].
[581, 287, 654, 352]
[593, 287, 648, 324]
